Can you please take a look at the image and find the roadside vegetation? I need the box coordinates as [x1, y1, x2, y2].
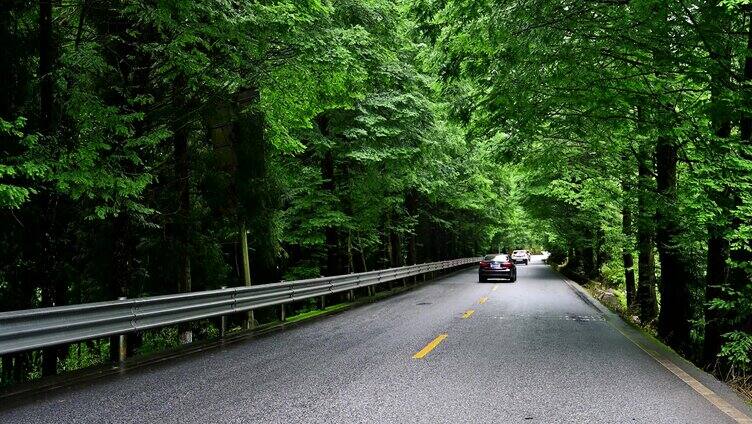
[0, 1, 522, 386]
[1, 0, 751, 395]
[421, 0, 752, 391]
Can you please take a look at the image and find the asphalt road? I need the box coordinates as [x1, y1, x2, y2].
[2, 257, 750, 423]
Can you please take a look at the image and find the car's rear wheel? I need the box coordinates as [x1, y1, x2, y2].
[479, 275, 487, 283]
[524, 260, 528, 265]
[510, 272, 517, 282]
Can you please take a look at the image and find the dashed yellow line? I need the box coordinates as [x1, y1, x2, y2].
[492, 284, 499, 291]
[478, 296, 488, 305]
[462, 309, 475, 319]
[412, 334, 448, 359]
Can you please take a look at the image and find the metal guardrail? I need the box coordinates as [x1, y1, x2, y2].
[0, 258, 480, 356]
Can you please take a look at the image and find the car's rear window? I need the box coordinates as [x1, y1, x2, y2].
[484, 254, 508, 261]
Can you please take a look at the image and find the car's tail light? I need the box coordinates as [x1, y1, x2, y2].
[479, 261, 490, 269]
[502, 262, 514, 269]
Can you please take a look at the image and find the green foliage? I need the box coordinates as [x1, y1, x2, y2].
[0, 0, 517, 384]
[4, 0, 750, 387]
[0, 117, 46, 209]
[720, 332, 752, 372]
[426, 0, 752, 371]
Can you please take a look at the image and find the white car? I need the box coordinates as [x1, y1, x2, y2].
[512, 250, 530, 265]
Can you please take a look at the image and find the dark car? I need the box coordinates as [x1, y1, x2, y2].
[478, 254, 517, 282]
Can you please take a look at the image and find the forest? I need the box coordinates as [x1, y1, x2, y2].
[1, 0, 751, 394]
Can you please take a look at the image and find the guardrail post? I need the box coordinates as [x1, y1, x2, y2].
[220, 286, 227, 339]
[246, 311, 255, 330]
[118, 297, 127, 367]
[320, 295, 326, 310]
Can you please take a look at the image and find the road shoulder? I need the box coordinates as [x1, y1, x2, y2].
[561, 275, 752, 423]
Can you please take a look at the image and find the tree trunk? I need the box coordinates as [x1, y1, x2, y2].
[406, 190, 419, 265]
[621, 154, 636, 307]
[206, 89, 276, 326]
[323, 152, 339, 276]
[109, 214, 132, 362]
[622, 206, 636, 309]
[703, 16, 734, 363]
[655, 135, 692, 352]
[704, 227, 729, 364]
[240, 220, 254, 329]
[389, 230, 402, 267]
[347, 231, 355, 273]
[174, 125, 192, 344]
[636, 140, 658, 323]
[318, 116, 341, 277]
[39, 0, 59, 377]
[39, 0, 52, 129]
[240, 221, 251, 286]
[726, 10, 752, 332]
[582, 242, 596, 280]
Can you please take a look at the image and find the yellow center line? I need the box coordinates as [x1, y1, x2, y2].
[462, 309, 475, 319]
[492, 284, 499, 291]
[479, 296, 488, 305]
[412, 334, 448, 359]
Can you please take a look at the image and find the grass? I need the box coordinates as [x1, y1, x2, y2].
[285, 302, 353, 323]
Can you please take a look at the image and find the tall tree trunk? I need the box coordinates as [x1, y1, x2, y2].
[341, 164, 354, 273]
[109, 214, 132, 361]
[622, 201, 636, 309]
[236, 97, 277, 285]
[622, 152, 636, 308]
[318, 116, 340, 276]
[740, 13, 752, 142]
[636, 139, 658, 323]
[240, 219, 254, 328]
[655, 134, 692, 352]
[406, 189, 419, 265]
[703, 13, 734, 363]
[725, 10, 752, 335]
[322, 150, 339, 276]
[582, 242, 596, 280]
[174, 125, 192, 344]
[648, 0, 692, 352]
[358, 238, 368, 272]
[39, 0, 52, 129]
[39, 0, 59, 377]
[389, 230, 402, 267]
[347, 231, 355, 273]
[206, 89, 276, 327]
[240, 220, 251, 286]
[704, 227, 729, 364]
